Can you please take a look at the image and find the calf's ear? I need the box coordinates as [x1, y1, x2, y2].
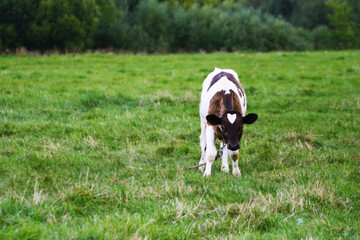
[206, 115, 222, 125]
[243, 113, 258, 124]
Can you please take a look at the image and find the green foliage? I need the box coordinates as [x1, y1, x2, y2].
[1, 0, 360, 52]
[326, 0, 360, 49]
[0, 51, 359, 238]
[102, 1, 311, 52]
[0, 0, 99, 51]
[312, 25, 332, 50]
[0, 24, 19, 50]
[0, 0, 40, 50]
[254, 0, 331, 30]
[169, 0, 221, 8]
[92, 0, 122, 48]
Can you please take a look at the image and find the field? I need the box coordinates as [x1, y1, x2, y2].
[0, 51, 359, 239]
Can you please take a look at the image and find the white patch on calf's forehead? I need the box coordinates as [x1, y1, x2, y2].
[227, 113, 236, 124]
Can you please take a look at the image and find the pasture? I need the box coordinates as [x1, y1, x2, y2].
[0, 51, 359, 239]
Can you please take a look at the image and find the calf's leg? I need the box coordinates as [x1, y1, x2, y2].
[229, 150, 241, 177]
[220, 142, 229, 173]
[203, 126, 216, 177]
[199, 122, 207, 172]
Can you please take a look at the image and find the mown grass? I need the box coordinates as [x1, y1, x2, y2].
[0, 51, 359, 239]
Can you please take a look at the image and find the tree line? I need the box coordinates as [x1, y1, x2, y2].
[0, 0, 359, 53]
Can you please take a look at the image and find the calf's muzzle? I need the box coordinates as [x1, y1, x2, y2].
[228, 143, 241, 151]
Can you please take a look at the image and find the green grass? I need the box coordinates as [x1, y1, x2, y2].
[0, 51, 359, 239]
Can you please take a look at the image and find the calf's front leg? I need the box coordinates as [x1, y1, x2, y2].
[198, 122, 207, 172]
[220, 142, 229, 173]
[204, 126, 217, 177]
[229, 150, 241, 177]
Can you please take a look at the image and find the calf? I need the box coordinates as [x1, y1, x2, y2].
[199, 68, 258, 177]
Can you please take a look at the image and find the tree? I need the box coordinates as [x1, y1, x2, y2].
[326, 0, 359, 49]
[0, 0, 99, 51]
[92, 0, 122, 48]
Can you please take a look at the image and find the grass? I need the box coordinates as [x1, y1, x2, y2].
[0, 51, 359, 239]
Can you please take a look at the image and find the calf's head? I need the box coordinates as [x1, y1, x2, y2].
[206, 112, 258, 151]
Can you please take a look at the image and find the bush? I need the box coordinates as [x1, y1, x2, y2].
[0, 0, 321, 52]
[103, 1, 312, 52]
[0, 0, 99, 52]
[0, 24, 19, 51]
[91, 0, 122, 49]
[326, 0, 360, 49]
[312, 25, 332, 50]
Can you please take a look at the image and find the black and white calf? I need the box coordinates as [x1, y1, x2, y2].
[199, 68, 258, 177]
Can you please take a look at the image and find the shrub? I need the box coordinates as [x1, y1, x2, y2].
[312, 25, 332, 50]
[0, 0, 99, 52]
[0, 0, 316, 52]
[0, 24, 19, 51]
[326, 0, 360, 49]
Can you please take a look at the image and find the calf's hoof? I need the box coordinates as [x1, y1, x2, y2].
[233, 169, 241, 177]
[198, 165, 205, 172]
[203, 171, 211, 177]
[221, 165, 229, 173]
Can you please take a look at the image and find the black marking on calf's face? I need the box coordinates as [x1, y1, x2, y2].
[222, 112, 243, 150]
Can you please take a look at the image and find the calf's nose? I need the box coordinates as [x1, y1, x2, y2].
[228, 143, 240, 151]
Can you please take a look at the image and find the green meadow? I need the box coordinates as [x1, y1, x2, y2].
[0, 51, 359, 239]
